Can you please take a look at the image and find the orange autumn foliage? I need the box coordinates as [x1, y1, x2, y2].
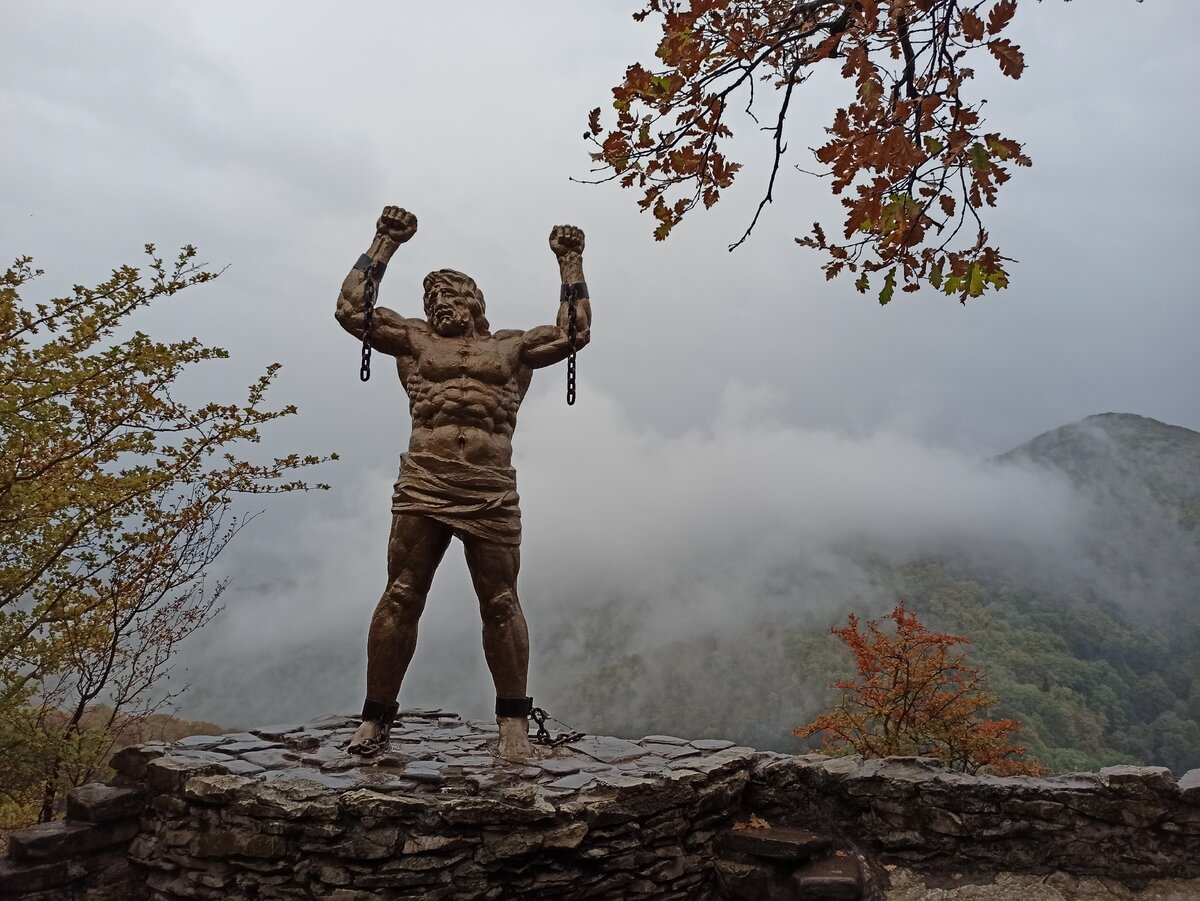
[586, 0, 1050, 303]
[795, 602, 1043, 776]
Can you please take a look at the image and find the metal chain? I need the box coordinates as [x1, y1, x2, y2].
[565, 285, 578, 406]
[359, 271, 377, 382]
[530, 706, 585, 748]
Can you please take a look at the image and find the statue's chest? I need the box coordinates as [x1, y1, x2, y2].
[417, 342, 511, 386]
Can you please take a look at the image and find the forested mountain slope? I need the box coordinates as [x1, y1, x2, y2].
[553, 414, 1200, 774]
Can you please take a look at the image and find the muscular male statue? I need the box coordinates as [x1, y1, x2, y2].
[334, 206, 591, 760]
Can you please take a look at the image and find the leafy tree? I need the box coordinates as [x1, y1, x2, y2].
[585, 0, 1093, 303]
[0, 247, 333, 822]
[795, 602, 1043, 774]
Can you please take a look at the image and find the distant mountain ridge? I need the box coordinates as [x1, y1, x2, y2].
[990, 412, 1200, 625]
[994, 413, 1200, 530]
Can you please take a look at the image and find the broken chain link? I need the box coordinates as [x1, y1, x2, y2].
[359, 271, 378, 382]
[530, 707, 585, 748]
[565, 284, 578, 406]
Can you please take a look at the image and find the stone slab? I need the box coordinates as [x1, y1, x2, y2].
[1179, 768, 1200, 803]
[173, 734, 230, 751]
[304, 714, 358, 730]
[0, 858, 82, 894]
[719, 826, 832, 861]
[566, 735, 650, 764]
[536, 758, 582, 776]
[690, 739, 736, 751]
[65, 783, 143, 823]
[789, 856, 861, 900]
[547, 772, 597, 791]
[642, 734, 689, 745]
[239, 748, 297, 770]
[8, 820, 139, 862]
[220, 739, 282, 754]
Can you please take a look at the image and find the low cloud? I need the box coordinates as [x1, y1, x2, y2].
[178, 381, 1094, 733]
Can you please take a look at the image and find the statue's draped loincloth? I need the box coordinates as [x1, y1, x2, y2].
[391, 452, 521, 545]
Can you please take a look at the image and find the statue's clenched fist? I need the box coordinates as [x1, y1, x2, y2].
[549, 225, 585, 258]
[377, 206, 418, 245]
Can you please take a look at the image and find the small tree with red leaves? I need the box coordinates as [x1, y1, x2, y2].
[795, 602, 1043, 775]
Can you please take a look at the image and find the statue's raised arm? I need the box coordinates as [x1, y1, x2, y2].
[334, 206, 423, 356]
[520, 225, 592, 369]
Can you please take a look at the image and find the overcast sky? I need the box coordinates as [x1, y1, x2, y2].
[3, 2, 1197, 725]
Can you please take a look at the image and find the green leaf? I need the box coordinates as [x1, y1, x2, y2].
[969, 143, 991, 173]
[923, 136, 944, 156]
[967, 262, 985, 296]
[878, 268, 897, 305]
[929, 264, 943, 289]
[985, 136, 1010, 160]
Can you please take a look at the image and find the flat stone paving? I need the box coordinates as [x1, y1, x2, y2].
[131, 708, 755, 801]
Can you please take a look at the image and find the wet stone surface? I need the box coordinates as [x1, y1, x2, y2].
[109, 710, 757, 899]
[128, 707, 754, 803]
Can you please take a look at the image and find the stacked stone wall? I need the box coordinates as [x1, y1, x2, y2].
[747, 754, 1200, 884]
[0, 784, 144, 900]
[2, 714, 1199, 900]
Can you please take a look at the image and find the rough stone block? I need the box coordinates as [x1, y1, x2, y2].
[402, 833, 478, 854]
[324, 826, 401, 860]
[437, 794, 557, 826]
[480, 821, 588, 860]
[338, 789, 428, 819]
[789, 855, 862, 900]
[1098, 765, 1177, 795]
[1003, 797, 1066, 819]
[718, 825, 832, 861]
[819, 755, 864, 777]
[0, 858, 84, 894]
[65, 782, 143, 823]
[714, 858, 773, 901]
[234, 780, 339, 819]
[1176, 768, 1200, 803]
[109, 741, 169, 779]
[184, 773, 258, 805]
[146, 754, 231, 790]
[191, 828, 288, 859]
[8, 819, 139, 861]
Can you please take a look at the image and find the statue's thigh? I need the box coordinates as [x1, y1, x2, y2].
[462, 538, 521, 601]
[386, 514, 452, 591]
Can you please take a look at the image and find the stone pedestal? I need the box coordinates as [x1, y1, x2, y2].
[111, 710, 756, 899]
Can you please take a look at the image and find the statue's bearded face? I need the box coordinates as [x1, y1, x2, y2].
[429, 289, 475, 337]
[423, 269, 487, 338]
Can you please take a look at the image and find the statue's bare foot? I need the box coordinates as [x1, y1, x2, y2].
[496, 717, 535, 761]
[347, 720, 388, 757]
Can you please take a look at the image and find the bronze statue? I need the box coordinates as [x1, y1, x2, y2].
[335, 206, 591, 760]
